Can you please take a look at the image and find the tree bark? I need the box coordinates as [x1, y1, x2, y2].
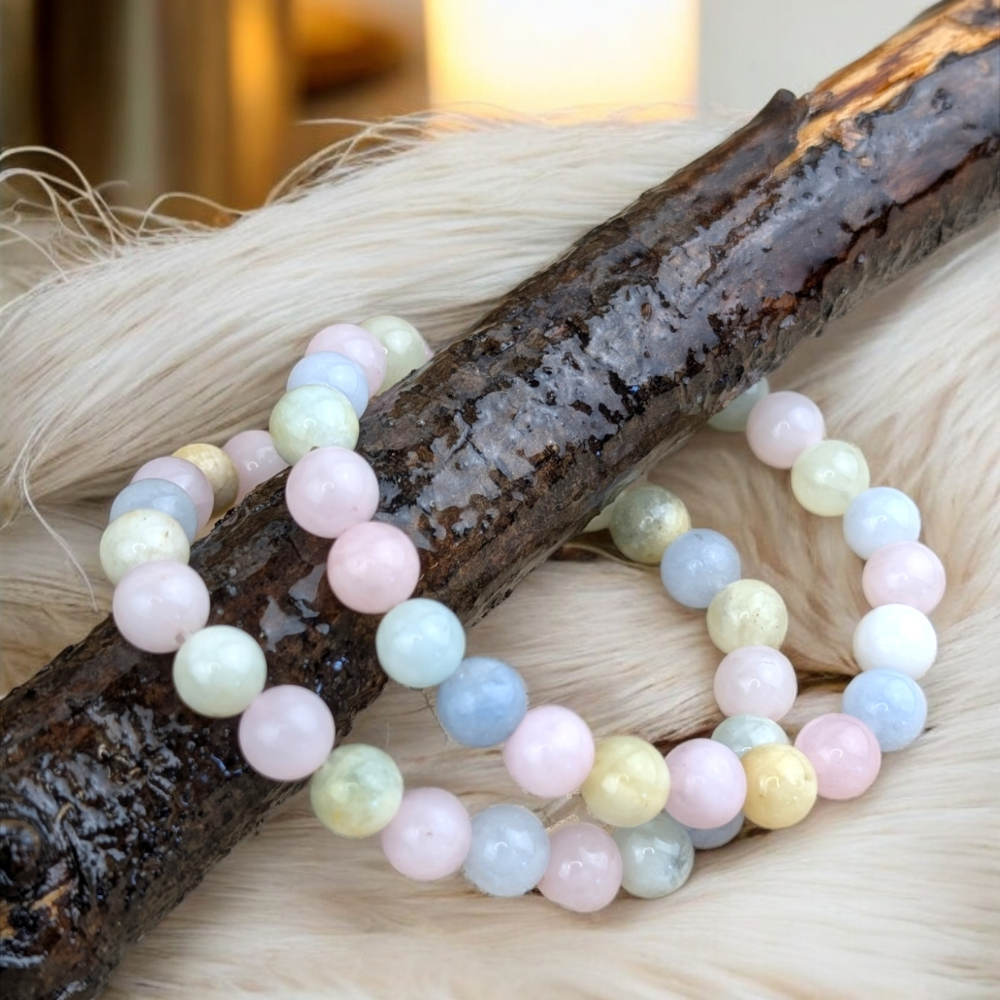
[2, 2, 998, 996]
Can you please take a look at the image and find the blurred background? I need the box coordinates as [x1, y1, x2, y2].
[2, 0, 926, 217]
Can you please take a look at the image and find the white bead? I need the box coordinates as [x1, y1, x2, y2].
[173, 625, 268, 717]
[707, 378, 770, 432]
[842, 487, 922, 559]
[853, 604, 937, 679]
[99, 509, 190, 585]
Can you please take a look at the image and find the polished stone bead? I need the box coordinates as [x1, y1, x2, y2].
[309, 743, 403, 838]
[842, 486, 921, 559]
[706, 580, 788, 653]
[110, 478, 199, 543]
[223, 429, 289, 504]
[132, 455, 214, 530]
[502, 705, 595, 798]
[684, 811, 744, 850]
[286, 351, 370, 418]
[113, 559, 210, 653]
[862, 541, 946, 614]
[327, 521, 422, 614]
[375, 598, 465, 688]
[745, 390, 825, 468]
[660, 528, 742, 609]
[581, 735, 671, 827]
[610, 485, 691, 564]
[741, 744, 818, 830]
[361, 315, 432, 391]
[707, 377, 770, 432]
[711, 713, 790, 758]
[435, 656, 528, 747]
[853, 603, 937, 679]
[100, 508, 190, 584]
[306, 323, 387, 395]
[284, 445, 379, 538]
[841, 668, 927, 751]
[791, 440, 871, 516]
[663, 738, 746, 829]
[172, 443, 240, 518]
[538, 823, 622, 912]
[713, 646, 798, 720]
[464, 804, 550, 897]
[172, 624, 267, 718]
[794, 713, 881, 800]
[380, 787, 471, 881]
[269, 384, 359, 465]
[613, 813, 694, 899]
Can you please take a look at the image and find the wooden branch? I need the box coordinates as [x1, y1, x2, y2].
[2, 2, 998, 996]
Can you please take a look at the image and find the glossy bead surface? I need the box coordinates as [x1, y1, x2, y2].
[172, 443, 240, 517]
[269, 385, 359, 465]
[613, 813, 694, 899]
[503, 705, 595, 798]
[708, 378, 770, 432]
[100, 509, 190, 584]
[435, 656, 528, 748]
[862, 541, 946, 614]
[791, 440, 870, 516]
[610, 485, 691, 564]
[173, 625, 267, 717]
[685, 811, 744, 850]
[238, 685, 336, 781]
[841, 668, 927, 751]
[223, 429, 289, 503]
[581, 736, 671, 827]
[745, 390, 825, 468]
[361, 315, 431, 391]
[741, 743, 818, 830]
[113, 560, 210, 653]
[853, 604, 937, 679]
[660, 528, 742, 609]
[538, 823, 622, 913]
[794, 713, 882, 800]
[711, 713, 790, 758]
[327, 521, 421, 614]
[306, 323, 387, 396]
[706, 580, 788, 653]
[663, 739, 746, 830]
[286, 351, 370, 418]
[464, 804, 550, 897]
[842, 487, 921, 559]
[375, 598, 465, 688]
[110, 478, 199, 543]
[713, 646, 797, 720]
[309, 743, 403, 838]
[380, 787, 471, 881]
[284, 445, 379, 538]
[132, 456, 214, 530]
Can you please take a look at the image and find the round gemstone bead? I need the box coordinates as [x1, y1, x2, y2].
[463, 804, 550, 897]
[842, 486, 921, 559]
[502, 705, 595, 798]
[238, 686, 335, 781]
[284, 445, 379, 539]
[745, 390, 825, 468]
[171, 443, 240, 518]
[581, 735, 671, 827]
[711, 713, 790, 758]
[663, 738, 746, 830]
[660, 528, 742, 609]
[269, 385, 359, 465]
[327, 521, 421, 614]
[434, 656, 528, 748]
[862, 541, 946, 614]
[713, 646, 798, 720]
[100, 509, 190, 584]
[223, 429, 289, 504]
[132, 456, 214, 530]
[853, 604, 937, 679]
[706, 580, 788, 653]
[538, 823, 622, 913]
[375, 598, 465, 688]
[172, 625, 267, 718]
[306, 323, 387, 396]
[841, 668, 927, 751]
[741, 744, 818, 829]
[309, 743, 404, 838]
[684, 811, 744, 850]
[794, 713, 882, 800]
[110, 478, 199, 544]
[583, 494, 618, 533]
[610, 485, 691, 564]
[113, 560, 210, 653]
[791, 439, 870, 516]
[361, 315, 432, 391]
[380, 787, 472, 881]
[708, 378, 770, 432]
[286, 351, 370, 418]
[613, 813, 694, 899]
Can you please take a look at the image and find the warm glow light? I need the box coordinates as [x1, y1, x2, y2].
[425, 0, 699, 118]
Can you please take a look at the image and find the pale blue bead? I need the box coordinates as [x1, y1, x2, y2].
[435, 656, 528, 747]
[286, 351, 370, 418]
[711, 714, 789, 758]
[375, 598, 466, 688]
[660, 528, 741, 608]
[843, 487, 921, 559]
[464, 804, 550, 897]
[842, 668, 927, 751]
[109, 478, 198, 543]
[613, 813, 694, 899]
[684, 812, 744, 850]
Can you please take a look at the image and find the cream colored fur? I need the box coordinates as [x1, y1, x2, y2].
[0, 116, 997, 1000]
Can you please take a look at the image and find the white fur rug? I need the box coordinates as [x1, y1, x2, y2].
[1, 116, 998, 1000]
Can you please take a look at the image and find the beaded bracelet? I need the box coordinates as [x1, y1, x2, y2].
[99, 318, 942, 912]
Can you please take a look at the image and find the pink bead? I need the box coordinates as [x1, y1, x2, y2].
[663, 738, 747, 829]
[238, 685, 335, 781]
[538, 823, 622, 913]
[862, 541, 946, 614]
[502, 705, 595, 798]
[285, 446, 380, 539]
[745, 391, 826, 469]
[223, 430, 289, 503]
[794, 713, 881, 800]
[307, 324, 387, 396]
[714, 645, 798, 720]
[132, 456, 214, 530]
[112, 560, 210, 653]
[379, 788, 471, 881]
[327, 521, 421, 614]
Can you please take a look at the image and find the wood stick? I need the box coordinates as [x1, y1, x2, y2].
[2, 2, 997, 996]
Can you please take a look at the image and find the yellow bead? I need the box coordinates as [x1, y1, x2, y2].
[741, 743, 818, 829]
[172, 443, 240, 517]
[706, 579, 788, 653]
[791, 439, 870, 516]
[99, 509, 190, 584]
[581, 735, 671, 827]
[309, 744, 404, 838]
[361, 315, 431, 392]
[610, 485, 691, 564]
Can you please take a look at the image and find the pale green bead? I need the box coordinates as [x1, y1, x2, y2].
[310, 744, 404, 838]
[361, 315, 430, 392]
[712, 714, 790, 758]
[706, 579, 788, 653]
[707, 378, 770, 432]
[269, 384, 359, 465]
[610, 485, 691, 564]
[100, 508, 190, 584]
[791, 439, 870, 516]
[172, 625, 267, 718]
[583, 503, 615, 533]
